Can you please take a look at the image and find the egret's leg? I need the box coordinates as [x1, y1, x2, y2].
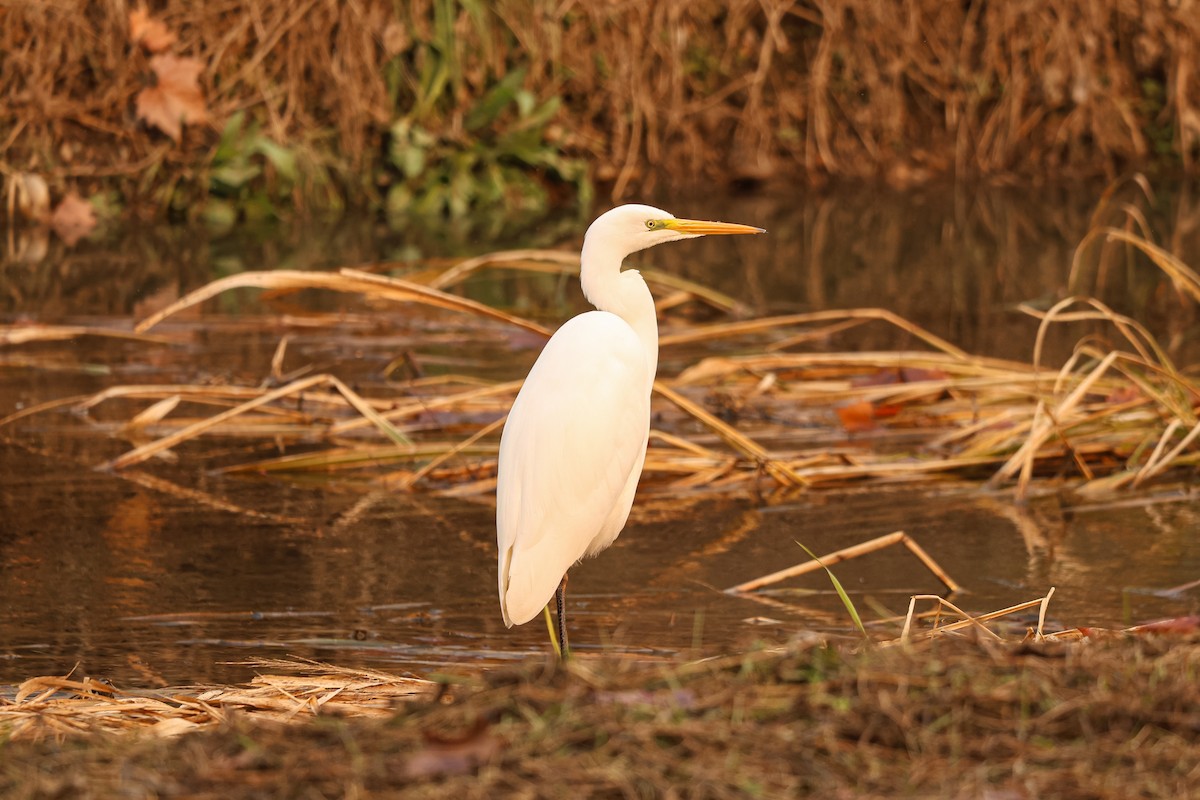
[541, 606, 562, 659]
[555, 573, 570, 660]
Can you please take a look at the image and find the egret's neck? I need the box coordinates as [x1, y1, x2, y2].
[580, 236, 659, 379]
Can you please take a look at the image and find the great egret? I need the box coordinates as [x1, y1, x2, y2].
[496, 204, 764, 656]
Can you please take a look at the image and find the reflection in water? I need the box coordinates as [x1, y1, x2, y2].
[1, 436, 1198, 688]
[5, 182, 1200, 361]
[3, 183, 1200, 687]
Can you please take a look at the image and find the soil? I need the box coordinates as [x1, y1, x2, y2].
[3, 634, 1198, 799]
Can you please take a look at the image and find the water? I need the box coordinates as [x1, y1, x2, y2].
[2, 183, 1199, 687]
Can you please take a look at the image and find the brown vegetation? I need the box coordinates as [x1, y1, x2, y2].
[3, 635, 1198, 798]
[4, 221, 1200, 500]
[3, 1, 1200, 217]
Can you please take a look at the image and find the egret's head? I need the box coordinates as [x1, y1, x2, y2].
[585, 203, 765, 259]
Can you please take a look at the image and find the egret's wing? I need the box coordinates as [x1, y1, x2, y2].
[497, 311, 651, 626]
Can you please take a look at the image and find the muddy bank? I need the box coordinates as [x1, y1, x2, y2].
[3, 635, 1198, 798]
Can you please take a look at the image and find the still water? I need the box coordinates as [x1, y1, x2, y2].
[2, 183, 1199, 687]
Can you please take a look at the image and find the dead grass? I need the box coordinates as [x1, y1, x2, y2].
[3, 0, 1200, 213]
[2, 633, 1198, 798]
[0, 659, 435, 740]
[3, 230, 1200, 499]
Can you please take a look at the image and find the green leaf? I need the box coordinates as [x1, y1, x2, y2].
[795, 541, 869, 640]
[523, 96, 562, 131]
[466, 66, 527, 132]
[210, 162, 261, 193]
[242, 192, 277, 222]
[201, 198, 238, 229]
[515, 88, 536, 118]
[252, 138, 297, 184]
[214, 111, 246, 164]
[385, 184, 414, 217]
[389, 121, 435, 178]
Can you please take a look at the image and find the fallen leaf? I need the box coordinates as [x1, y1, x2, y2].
[136, 54, 208, 143]
[129, 8, 177, 53]
[50, 192, 98, 245]
[871, 403, 902, 420]
[835, 400, 877, 432]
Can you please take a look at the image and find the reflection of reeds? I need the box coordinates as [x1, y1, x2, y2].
[3, 239, 1200, 498]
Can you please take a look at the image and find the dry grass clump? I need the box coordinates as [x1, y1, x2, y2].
[4, 0, 1200, 213]
[0, 659, 434, 740]
[2, 635, 1198, 798]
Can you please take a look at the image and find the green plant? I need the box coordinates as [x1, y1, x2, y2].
[202, 112, 319, 225]
[796, 541, 869, 640]
[386, 65, 590, 220]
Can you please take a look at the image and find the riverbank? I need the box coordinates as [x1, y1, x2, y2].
[3, 633, 1198, 798]
[4, 1, 1200, 223]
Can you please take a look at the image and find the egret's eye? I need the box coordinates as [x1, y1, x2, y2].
[645, 220, 656, 230]
[646, 219, 666, 231]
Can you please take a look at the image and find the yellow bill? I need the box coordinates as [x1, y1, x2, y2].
[666, 218, 766, 236]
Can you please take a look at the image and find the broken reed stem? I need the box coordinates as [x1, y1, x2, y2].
[992, 349, 1121, 494]
[660, 308, 969, 359]
[725, 530, 960, 594]
[390, 414, 506, 490]
[1132, 419, 1200, 489]
[894, 593, 1053, 646]
[103, 373, 333, 469]
[652, 380, 806, 488]
[898, 535, 963, 594]
[1035, 587, 1056, 642]
[329, 380, 520, 436]
[103, 374, 411, 470]
[9, 225, 1200, 495]
[132, 269, 552, 338]
[0, 325, 175, 346]
[900, 595, 1004, 643]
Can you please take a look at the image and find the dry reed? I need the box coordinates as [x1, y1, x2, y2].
[3, 233, 1200, 499]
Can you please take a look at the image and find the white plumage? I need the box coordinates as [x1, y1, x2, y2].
[496, 204, 763, 651]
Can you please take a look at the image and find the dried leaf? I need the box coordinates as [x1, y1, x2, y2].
[129, 8, 177, 53]
[136, 55, 208, 143]
[872, 403, 902, 420]
[835, 400, 876, 432]
[50, 192, 98, 245]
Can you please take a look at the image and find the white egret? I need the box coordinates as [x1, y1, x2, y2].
[496, 203, 764, 657]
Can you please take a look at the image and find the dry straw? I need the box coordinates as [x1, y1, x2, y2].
[3, 227, 1200, 498]
[0, 659, 435, 740]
